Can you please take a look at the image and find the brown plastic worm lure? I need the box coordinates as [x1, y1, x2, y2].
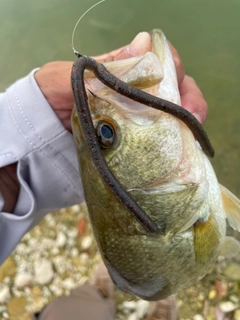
[71, 53, 214, 234]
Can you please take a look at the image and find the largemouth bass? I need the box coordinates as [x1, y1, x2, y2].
[71, 29, 240, 300]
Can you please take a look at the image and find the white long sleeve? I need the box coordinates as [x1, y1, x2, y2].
[0, 70, 84, 264]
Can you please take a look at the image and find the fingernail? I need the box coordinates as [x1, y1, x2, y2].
[127, 32, 150, 56]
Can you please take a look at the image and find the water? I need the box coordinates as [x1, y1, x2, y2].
[0, 0, 240, 197]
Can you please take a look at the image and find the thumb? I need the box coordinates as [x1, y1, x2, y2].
[115, 32, 152, 60]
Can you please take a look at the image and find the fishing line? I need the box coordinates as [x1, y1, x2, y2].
[71, 0, 106, 56]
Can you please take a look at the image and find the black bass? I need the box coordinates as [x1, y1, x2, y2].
[71, 29, 240, 300]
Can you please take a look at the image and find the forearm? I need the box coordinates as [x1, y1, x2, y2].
[0, 70, 83, 264]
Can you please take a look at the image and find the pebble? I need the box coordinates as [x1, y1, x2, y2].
[3, 277, 10, 284]
[2, 312, 9, 319]
[44, 215, 56, 227]
[42, 287, 51, 298]
[66, 238, 75, 248]
[128, 312, 138, 320]
[80, 253, 89, 263]
[78, 276, 88, 286]
[52, 256, 69, 274]
[70, 248, 79, 258]
[81, 236, 93, 250]
[67, 229, 78, 239]
[62, 278, 76, 290]
[28, 238, 38, 247]
[24, 287, 31, 296]
[235, 309, 240, 320]
[223, 263, 240, 281]
[14, 272, 32, 288]
[136, 300, 149, 318]
[34, 259, 54, 285]
[12, 287, 23, 297]
[193, 315, 204, 320]
[230, 295, 239, 304]
[49, 284, 63, 297]
[122, 301, 137, 310]
[0, 305, 7, 312]
[0, 286, 11, 303]
[219, 301, 238, 313]
[15, 243, 28, 255]
[51, 247, 60, 256]
[55, 232, 67, 247]
[71, 205, 80, 214]
[208, 289, 217, 299]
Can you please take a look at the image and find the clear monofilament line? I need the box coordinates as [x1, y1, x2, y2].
[71, 0, 106, 56]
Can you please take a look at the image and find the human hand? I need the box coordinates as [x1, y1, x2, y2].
[1, 32, 208, 213]
[34, 32, 208, 133]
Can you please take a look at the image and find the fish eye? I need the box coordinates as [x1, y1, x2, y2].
[96, 121, 115, 148]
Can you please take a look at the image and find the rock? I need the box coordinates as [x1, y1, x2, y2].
[223, 263, 240, 281]
[70, 248, 79, 258]
[230, 295, 239, 304]
[44, 215, 56, 227]
[49, 284, 63, 297]
[215, 279, 228, 298]
[208, 289, 217, 299]
[81, 236, 93, 250]
[79, 253, 89, 264]
[7, 296, 27, 316]
[0, 306, 7, 313]
[51, 247, 60, 256]
[14, 272, 32, 288]
[78, 276, 88, 285]
[62, 278, 76, 290]
[67, 229, 78, 239]
[52, 256, 68, 274]
[234, 309, 240, 320]
[122, 301, 137, 310]
[136, 300, 149, 318]
[42, 287, 51, 298]
[178, 303, 196, 319]
[71, 204, 81, 213]
[3, 277, 10, 284]
[0, 256, 16, 282]
[193, 315, 204, 320]
[55, 232, 67, 248]
[34, 259, 54, 285]
[219, 301, 238, 313]
[15, 243, 28, 254]
[128, 312, 138, 320]
[28, 238, 38, 247]
[0, 286, 11, 303]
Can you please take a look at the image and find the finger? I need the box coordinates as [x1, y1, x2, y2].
[92, 46, 128, 62]
[180, 75, 208, 124]
[168, 41, 185, 86]
[93, 32, 152, 63]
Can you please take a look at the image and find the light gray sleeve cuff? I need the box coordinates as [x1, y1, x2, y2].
[0, 69, 84, 264]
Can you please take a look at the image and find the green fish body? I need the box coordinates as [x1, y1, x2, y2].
[71, 30, 240, 300]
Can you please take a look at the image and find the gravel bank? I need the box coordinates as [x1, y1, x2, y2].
[0, 203, 240, 320]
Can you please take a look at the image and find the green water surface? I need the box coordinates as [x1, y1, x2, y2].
[0, 0, 239, 197]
